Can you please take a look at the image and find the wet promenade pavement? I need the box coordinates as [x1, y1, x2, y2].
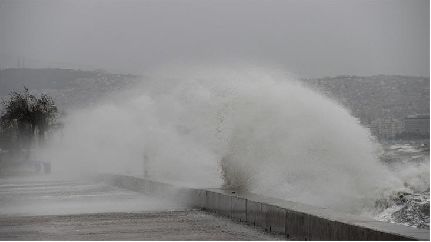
[0, 176, 283, 240]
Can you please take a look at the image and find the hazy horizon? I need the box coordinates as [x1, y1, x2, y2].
[0, 0, 429, 78]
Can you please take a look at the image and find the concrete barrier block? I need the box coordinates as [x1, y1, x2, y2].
[330, 220, 384, 241]
[262, 204, 286, 234]
[121, 176, 134, 189]
[285, 210, 306, 240]
[206, 191, 231, 217]
[306, 214, 333, 241]
[363, 229, 412, 241]
[362, 228, 382, 241]
[186, 189, 206, 208]
[231, 196, 246, 222]
[146, 180, 161, 194]
[142, 179, 153, 193]
[352, 221, 425, 241]
[218, 192, 232, 217]
[134, 177, 147, 193]
[98, 174, 430, 241]
[246, 200, 264, 227]
[197, 189, 207, 208]
[206, 191, 217, 212]
[330, 220, 351, 240]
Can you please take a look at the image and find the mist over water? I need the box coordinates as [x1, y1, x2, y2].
[34, 65, 421, 215]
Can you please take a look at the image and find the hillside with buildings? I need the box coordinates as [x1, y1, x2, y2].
[0, 68, 139, 111]
[0, 69, 428, 140]
[304, 75, 429, 140]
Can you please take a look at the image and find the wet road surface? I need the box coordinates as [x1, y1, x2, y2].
[0, 176, 283, 240]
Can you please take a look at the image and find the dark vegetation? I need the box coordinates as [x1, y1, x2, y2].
[1, 87, 58, 144]
[0, 87, 58, 174]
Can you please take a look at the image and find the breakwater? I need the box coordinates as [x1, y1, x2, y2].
[98, 174, 429, 240]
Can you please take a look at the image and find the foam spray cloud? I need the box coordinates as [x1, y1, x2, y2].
[35, 64, 407, 214]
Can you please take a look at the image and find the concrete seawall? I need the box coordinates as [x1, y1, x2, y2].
[98, 174, 430, 241]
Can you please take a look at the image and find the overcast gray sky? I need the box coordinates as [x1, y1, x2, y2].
[0, 0, 429, 77]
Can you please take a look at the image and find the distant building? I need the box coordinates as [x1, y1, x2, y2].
[369, 117, 403, 139]
[404, 114, 430, 135]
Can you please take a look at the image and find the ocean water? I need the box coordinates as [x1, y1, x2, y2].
[374, 143, 429, 229]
